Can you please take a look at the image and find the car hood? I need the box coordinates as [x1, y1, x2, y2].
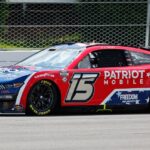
[0, 66, 35, 83]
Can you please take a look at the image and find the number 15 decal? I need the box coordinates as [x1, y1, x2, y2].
[66, 73, 99, 102]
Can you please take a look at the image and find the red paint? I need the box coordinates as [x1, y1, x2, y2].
[18, 45, 150, 109]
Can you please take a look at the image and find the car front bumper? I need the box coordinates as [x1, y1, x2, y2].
[0, 94, 25, 113]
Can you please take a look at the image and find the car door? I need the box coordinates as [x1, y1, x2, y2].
[65, 48, 150, 107]
[86, 49, 150, 106]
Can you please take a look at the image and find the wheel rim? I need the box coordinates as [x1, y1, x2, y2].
[29, 81, 54, 112]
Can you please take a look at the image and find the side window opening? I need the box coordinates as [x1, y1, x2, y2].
[78, 55, 91, 69]
[77, 49, 129, 69]
[130, 52, 150, 65]
[91, 50, 128, 68]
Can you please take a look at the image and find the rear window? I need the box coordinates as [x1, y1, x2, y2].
[130, 52, 150, 65]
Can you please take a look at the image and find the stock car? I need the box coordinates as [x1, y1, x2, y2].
[0, 42, 150, 115]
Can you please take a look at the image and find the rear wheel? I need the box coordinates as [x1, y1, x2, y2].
[26, 80, 59, 116]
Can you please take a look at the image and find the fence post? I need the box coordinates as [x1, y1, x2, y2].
[145, 0, 150, 48]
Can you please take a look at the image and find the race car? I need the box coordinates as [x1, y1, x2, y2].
[0, 42, 150, 115]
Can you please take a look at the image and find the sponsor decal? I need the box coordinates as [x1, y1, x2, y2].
[103, 70, 145, 85]
[34, 73, 54, 79]
[101, 88, 150, 105]
[41, 80, 52, 86]
[120, 94, 138, 101]
[118, 93, 139, 104]
[62, 77, 67, 82]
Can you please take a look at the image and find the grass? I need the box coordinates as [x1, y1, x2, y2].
[0, 33, 82, 50]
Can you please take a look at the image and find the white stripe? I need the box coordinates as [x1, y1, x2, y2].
[82, 74, 98, 78]
[15, 73, 36, 105]
[101, 88, 150, 105]
[73, 74, 81, 79]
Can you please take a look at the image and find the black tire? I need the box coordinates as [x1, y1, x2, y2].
[26, 80, 59, 116]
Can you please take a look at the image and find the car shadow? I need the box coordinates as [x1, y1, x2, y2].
[0, 109, 149, 117]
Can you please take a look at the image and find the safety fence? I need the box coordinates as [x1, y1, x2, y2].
[0, 0, 149, 49]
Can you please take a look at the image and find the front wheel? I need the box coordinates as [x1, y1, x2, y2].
[26, 80, 59, 116]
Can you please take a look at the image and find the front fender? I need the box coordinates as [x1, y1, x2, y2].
[15, 71, 62, 109]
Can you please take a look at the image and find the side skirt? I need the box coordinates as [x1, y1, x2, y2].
[61, 104, 149, 113]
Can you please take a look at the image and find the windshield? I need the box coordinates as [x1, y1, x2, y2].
[17, 49, 81, 69]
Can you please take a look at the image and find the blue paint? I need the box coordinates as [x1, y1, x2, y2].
[106, 90, 150, 105]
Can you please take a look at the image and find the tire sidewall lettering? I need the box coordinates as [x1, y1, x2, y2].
[27, 80, 55, 115]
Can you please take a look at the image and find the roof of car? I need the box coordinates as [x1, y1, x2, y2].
[49, 42, 150, 53]
[51, 42, 86, 48]
[49, 42, 109, 51]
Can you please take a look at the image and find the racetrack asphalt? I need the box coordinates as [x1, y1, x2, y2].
[0, 113, 150, 150]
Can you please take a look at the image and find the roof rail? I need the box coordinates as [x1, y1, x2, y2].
[86, 43, 150, 51]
